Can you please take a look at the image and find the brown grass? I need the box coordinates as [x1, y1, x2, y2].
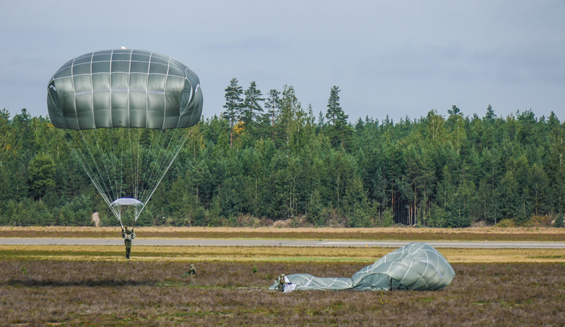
[1, 245, 563, 263]
[1, 260, 564, 326]
[2, 226, 565, 241]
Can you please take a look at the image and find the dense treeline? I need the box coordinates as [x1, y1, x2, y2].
[1, 79, 564, 227]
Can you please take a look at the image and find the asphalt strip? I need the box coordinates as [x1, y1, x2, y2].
[0, 238, 564, 248]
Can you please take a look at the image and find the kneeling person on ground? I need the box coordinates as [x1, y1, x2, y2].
[188, 264, 197, 276]
[275, 274, 290, 292]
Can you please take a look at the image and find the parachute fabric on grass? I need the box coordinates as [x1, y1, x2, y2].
[270, 243, 455, 292]
[47, 49, 203, 228]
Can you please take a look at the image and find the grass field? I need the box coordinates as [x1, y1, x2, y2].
[2, 226, 565, 242]
[0, 245, 564, 263]
[2, 229, 564, 326]
[2, 259, 564, 326]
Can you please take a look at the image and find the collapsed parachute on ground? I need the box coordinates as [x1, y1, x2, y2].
[269, 243, 455, 292]
[47, 49, 203, 228]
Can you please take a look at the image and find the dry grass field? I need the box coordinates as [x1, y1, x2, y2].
[1, 259, 564, 326]
[2, 229, 564, 326]
[2, 226, 565, 242]
[0, 245, 564, 263]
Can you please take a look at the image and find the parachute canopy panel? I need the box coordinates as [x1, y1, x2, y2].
[270, 243, 455, 292]
[47, 49, 203, 130]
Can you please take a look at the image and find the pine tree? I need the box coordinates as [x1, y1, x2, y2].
[325, 86, 351, 147]
[276, 85, 301, 148]
[264, 89, 281, 140]
[529, 163, 550, 216]
[485, 104, 496, 121]
[28, 153, 56, 201]
[242, 81, 265, 125]
[499, 170, 519, 220]
[222, 78, 243, 147]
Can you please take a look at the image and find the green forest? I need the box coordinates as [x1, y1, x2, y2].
[1, 79, 564, 228]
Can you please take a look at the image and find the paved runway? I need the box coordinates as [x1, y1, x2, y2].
[1, 238, 565, 248]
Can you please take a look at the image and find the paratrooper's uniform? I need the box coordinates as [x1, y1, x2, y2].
[275, 274, 289, 292]
[122, 228, 135, 259]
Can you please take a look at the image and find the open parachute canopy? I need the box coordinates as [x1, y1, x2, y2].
[270, 243, 455, 292]
[47, 49, 203, 228]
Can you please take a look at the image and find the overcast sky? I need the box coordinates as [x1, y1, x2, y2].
[1, 1, 564, 123]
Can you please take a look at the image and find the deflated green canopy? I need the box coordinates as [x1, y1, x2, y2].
[270, 243, 455, 291]
[47, 49, 202, 130]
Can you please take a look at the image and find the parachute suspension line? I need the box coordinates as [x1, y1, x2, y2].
[136, 129, 172, 210]
[91, 130, 120, 213]
[71, 127, 189, 225]
[131, 129, 135, 199]
[73, 153, 121, 229]
[122, 129, 128, 200]
[70, 133, 123, 228]
[139, 129, 186, 210]
[87, 131, 123, 226]
[121, 128, 129, 200]
[136, 129, 190, 220]
[133, 131, 158, 213]
[88, 130, 126, 226]
[135, 130, 158, 205]
[94, 130, 115, 203]
[101, 130, 121, 206]
[129, 129, 141, 221]
[135, 129, 187, 221]
[77, 132, 116, 208]
[70, 137, 110, 206]
[116, 130, 125, 201]
[129, 129, 159, 220]
[136, 130, 165, 220]
[137, 131, 143, 212]
[139, 130, 174, 204]
[136, 130, 143, 220]
[134, 129, 141, 218]
[108, 128, 120, 203]
[118, 129, 125, 202]
[142, 130, 189, 207]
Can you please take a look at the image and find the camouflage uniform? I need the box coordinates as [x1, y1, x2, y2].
[188, 264, 197, 276]
[122, 229, 134, 259]
[276, 274, 287, 291]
